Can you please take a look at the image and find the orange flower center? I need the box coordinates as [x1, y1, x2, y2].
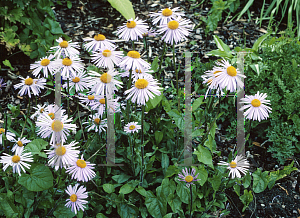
[25, 78, 33, 85]
[126, 20, 136, 28]
[70, 194, 77, 202]
[72, 77, 80, 83]
[76, 159, 87, 168]
[162, 8, 173, 17]
[127, 51, 140, 59]
[229, 161, 237, 168]
[55, 146, 66, 156]
[135, 79, 148, 89]
[12, 155, 20, 163]
[59, 40, 68, 48]
[129, 125, 135, 130]
[17, 141, 23, 147]
[88, 95, 95, 100]
[40, 59, 50, 66]
[185, 175, 193, 183]
[168, 20, 179, 30]
[100, 73, 112, 83]
[227, 66, 237, 76]
[251, 99, 261, 107]
[94, 34, 106, 41]
[102, 50, 112, 57]
[0, 128, 5, 134]
[99, 99, 105, 104]
[94, 118, 100, 125]
[48, 113, 55, 120]
[62, 58, 72, 66]
[51, 120, 64, 132]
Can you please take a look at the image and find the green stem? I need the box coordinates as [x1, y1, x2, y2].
[126, 69, 133, 123]
[247, 119, 253, 146]
[173, 42, 180, 156]
[77, 98, 86, 142]
[140, 105, 145, 186]
[132, 41, 135, 51]
[190, 185, 193, 218]
[67, 78, 70, 117]
[158, 42, 167, 82]
[20, 98, 31, 139]
[129, 136, 135, 175]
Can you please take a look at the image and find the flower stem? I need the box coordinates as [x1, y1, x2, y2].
[247, 119, 252, 146]
[126, 68, 133, 123]
[132, 41, 135, 51]
[20, 98, 31, 139]
[77, 98, 86, 142]
[140, 104, 145, 186]
[173, 42, 180, 156]
[190, 185, 193, 218]
[67, 78, 70, 117]
[158, 42, 167, 82]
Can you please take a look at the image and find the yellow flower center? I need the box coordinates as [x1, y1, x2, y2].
[168, 20, 179, 30]
[25, 78, 33, 85]
[48, 113, 55, 120]
[135, 79, 148, 89]
[88, 95, 95, 100]
[102, 49, 112, 57]
[227, 66, 237, 77]
[55, 146, 66, 156]
[229, 161, 237, 168]
[17, 141, 23, 147]
[100, 73, 112, 83]
[126, 20, 137, 28]
[127, 51, 140, 59]
[59, 40, 68, 48]
[185, 175, 193, 183]
[72, 77, 80, 83]
[51, 120, 64, 132]
[76, 159, 87, 168]
[162, 8, 173, 17]
[129, 125, 135, 130]
[62, 58, 72, 66]
[94, 34, 106, 41]
[251, 99, 261, 107]
[94, 118, 100, 125]
[40, 108, 44, 113]
[12, 155, 20, 163]
[99, 98, 105, 104]
[40, 59, 50, 66]
[135, 69, 142, 74]
[0, 128, 5, 134]
[70, 194, 77, 202]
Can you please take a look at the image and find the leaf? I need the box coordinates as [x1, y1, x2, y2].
[117, 203, 139, 218]
[197, 165, 208, 186]
[163, 214, 173, 218]
[165, 165, 179, 178]
[213, 35, 230, 52]
[96, 214, 108, 218]
[18, 163, 53, 192]
[252, 32, 271, 51]
[146, 91, 163, 112]
[194, 145, 213, 169]
[150, 56, 159, 72]
[107, 0, 135, 20]
[112, 174, 131, 183]
[236, 0, 255, 20]
[192, 96, 204, 112]
[167, 194, 182, 213]
[161, 153, 169, 172]
[155, 131, 163, 144]
[206, 50, 233, 58]
[67, 1, 72, 9]
[243, 172, 251, 189]
[176, 181, 189, 204]
[24, 139, 48, 158]
[145, 194, 167, 218]
[252, 168, 269, 193]
[53, 204, 75, 218]
[208, 174, 222, 192]
[2, 60, 14, 70]
[103, 184, 115, 194]
[0, 193, 19, 218]
[119, 180, 139, 195]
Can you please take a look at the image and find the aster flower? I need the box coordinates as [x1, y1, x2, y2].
[0, 77, 7, 90]
[124, 122, 141, 134]
[119, 50, 151, 71]
[66, 154, 96, 182]
[52, 56, 85, 79]
[82, 114, 107, 134]
[50, 37, 80, 58]
[131, 67, 154, 81]
[31, 103, 48, 120]
[44, 104, 67, 120]
[30, 54, 57, 78]
[88, 69, 123, 96]
[36, 113, 76, 145]
[14, 76, 46, 98]
[0, 150, 33, 176]
[62, 71, 91, 93]
[149, 7, 185, 25]
[0, 128, 16, 145]
[45, 141, 80, 171]
[157, 17, 193, 45]
[201, 67, 225, 99]
[90, 95, 120, 117]
[11, 137, 31, 154]
[116, 17, 149, 41]
[239, 91, 272, 122]
[142, 28, 157, 37]
[77, 93, 97, 107]
[65, 184, 88, 215]
[91, 48, 123, 70]
[178, 167, 200, 188]
[83, 33, 116, 52]
[218, 155, 250, 179]
[124, 74, 161, 106]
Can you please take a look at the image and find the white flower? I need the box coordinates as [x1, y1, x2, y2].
[201, 66, 225, 99]
[44, 104, 67, 120]
[62, 71, 91, 93]
[131, 67, 154, 81]
[119, 51, 151, 71]
[50, 37, 80, 58]
[76, 93, 97, 107]
[149, 7, 185, 25]
[14, 76, 46, 98]
[82, 113, 107, 134]
[11, 137, 31, 154]
[83, 33, 116, 52]
[91, 48, 123, 70]
[90, 95, 120, 117]
[0, 128, 16, 145]
[218, 155, 250, 179]
[116, 17, 149, 41]
[65, 184, 88, 214]
[52, 56, 85, 80]
[124, 122, 141, 134]
[31, 103, 48, 120]
[30, 54, 57, 78]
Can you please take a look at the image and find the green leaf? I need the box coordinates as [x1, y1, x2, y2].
[167, 194, 182, 213]
[239, 190, 253, 212]
[2, 60, 14, 70]
[236, 0, 255, 20]
[206, 50, 233, 58]
[197, 165, 208, 186]
[146, 91, 163, 112]
[150, 56, 159, 72]
[208, 174, 222, 192]
[103, 184, 115, 194]
[194, 145, 213, 169]
[213, 35, 230, 52]
[192, 96, 204, 112]
[252, 168, 269, 193]
[233, 184, 240, 196]
[155, 131, 163, 144]
[161, 178, 176, 199]
[67, 1, 72, 9]
[161, 153, 169, 172]
[107, 0, 135, 20]
[117, 202, 139, 218]
[53, 204, 75, 218]
[0, 193, 19, 218]
[119, 180, 139, 195]
[243, 172, 251, 189]
[24, 139, 48, 158]
[252, 32, 270, 51]
[192, 129, 205, 137]
[18, 163, 53, 192]
[176, 181, 189, 204]
[45, 18, 64, 35]
[163, 214, 173, 218]
[96, 213, 108, 218]
[145, 193, 167, 218]
[165, 165, 179, 178]
[112, 174, 131, 183]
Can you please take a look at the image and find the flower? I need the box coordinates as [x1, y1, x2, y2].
[149, 7, 185, 25]
[30, 103, 48, 120]
[124, 122, 141, 134]
[52, 56, 85, 79]
[30, 54, 57, 78]
[201, 67, 225, 99]
[212, 58, 246, 93]
[66, 154, 96, 182]
[45, 141, 80, 171]
[44, 104, 67, 120]
[88, 69, 123, 96]
[11, 137, 31, 154]
[116, 17, 149, 41]
[65, 184, 88, 214]
[124, 74, 161, 105]
[91, 48, 123, 70]
[239, 91, 272, 122]
[0, 128, 16, 145]
[218, 155, 250, 179]
[142, 28, 157, 37]
[157, 17, 193, 45]
[0, 77, 7, 90]
[36, 113, 76, 145]
[119, 50, 151, 71]
[0, 150, 33, 176]
[131, 67, 154, 81]
[178, 167, 200, 188]
[90, 96, 119, 117]
[77, 93, 97, 106]
[62, 71, 91, 93]
[50, 37, 80, 58]
[83, 33, 116, 52]
[14, 76, 46, 98]
[82, 113, 107, 134]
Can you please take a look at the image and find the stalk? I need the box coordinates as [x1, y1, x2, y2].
[20, 98, 31, 139]
[140, 105, 145, 186]
[158, 42, 167, 82]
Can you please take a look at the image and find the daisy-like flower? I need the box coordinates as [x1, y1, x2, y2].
[30, 103, 48, 120]
[142, 28, 157, 37]
[50, 37, 80, 58]
[124, 122, 141, 134]
[116, 17, 149, 41]
[157, 17, 193, 45]
[0, 128, 16, 145]
[30, 54, 57, 78]
[149, 7, 185, 25]
[66, 154, 96, 182]
[218, 155, 250, 179]
[45, 141, 80, 171]
[65, 184, 88, 215]
[52, 56, 85, 79]
[91, 48, 123, 70]
[124, 74, 161, 105]
[88, 69, 123, 95]
[82, 114, 107, 134]
[90, 96, 119, 117]
[36, 113, 76, 145]
[0, 150, 33, 176]
[14, 76, 46, 98]
[212, 58, 246, 93]
[62, 71, 91, 93]
[44, 104, 67, 120]
[119, 50, 151, 71]
[201, 67, 225, 99]
[131, 67, 154, 81]
[178, 167, 200, 188]
[11, 137, 31, 154]
[83, 33, 116, 52]
[0, 77, 7, 90]
[77, 93, 97, 107]
[239, 91, 272, 122]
